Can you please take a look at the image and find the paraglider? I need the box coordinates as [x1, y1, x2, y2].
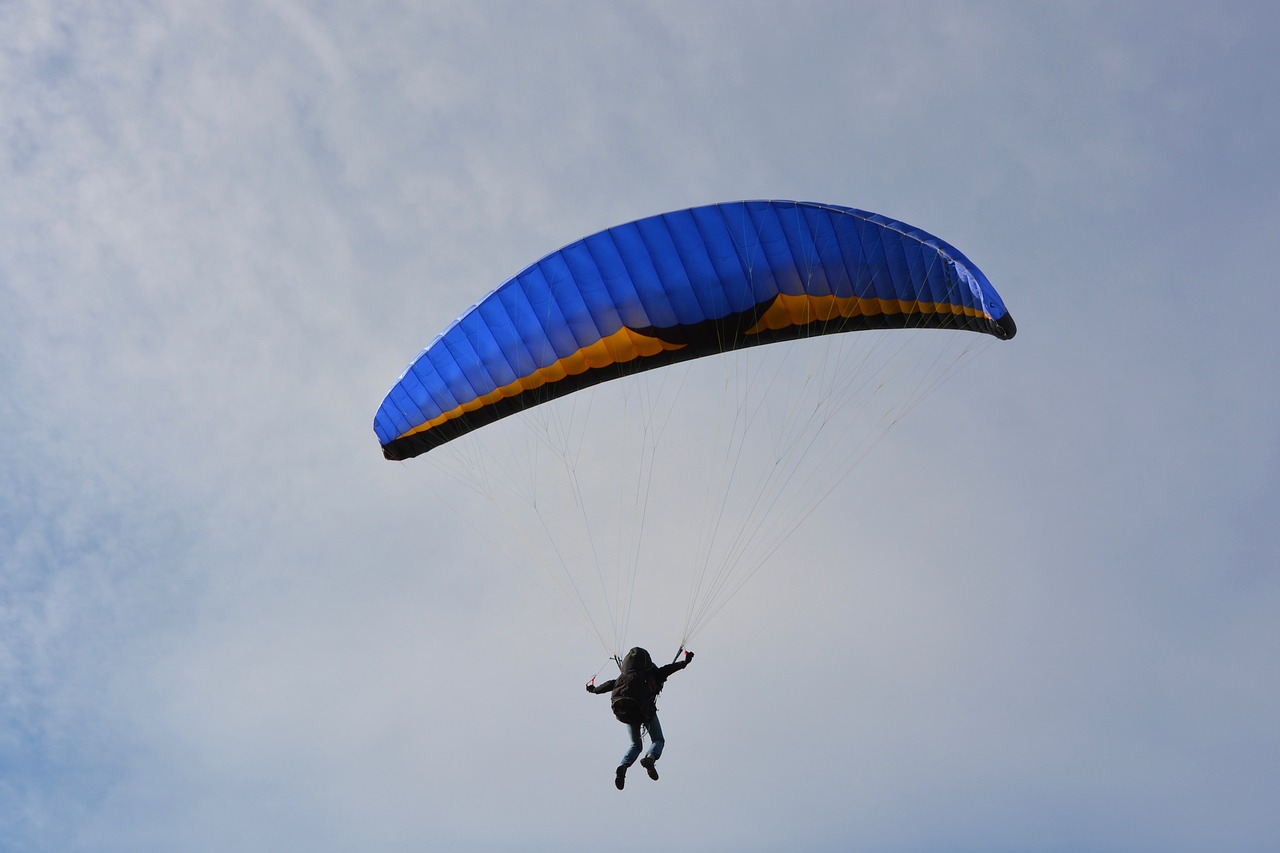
[586, 647, 694, 789]
[374, 200, 1014, 462]
[374, 201, 1016, 755]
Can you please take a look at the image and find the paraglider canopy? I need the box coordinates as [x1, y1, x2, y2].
[375, 200, 1014, 462]
[374, 200, 1016, 656]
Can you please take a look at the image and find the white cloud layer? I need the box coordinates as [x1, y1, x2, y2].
[3, 1, 1278, 850]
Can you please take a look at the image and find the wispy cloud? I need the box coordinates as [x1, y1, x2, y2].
[2, 2, 1278, 850]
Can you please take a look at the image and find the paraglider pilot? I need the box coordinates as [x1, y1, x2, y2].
[586, 646, 693, 789]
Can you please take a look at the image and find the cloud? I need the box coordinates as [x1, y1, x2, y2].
[2, 1, 1279, 850]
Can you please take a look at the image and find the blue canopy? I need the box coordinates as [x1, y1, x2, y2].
[376, 200, 1015, 460]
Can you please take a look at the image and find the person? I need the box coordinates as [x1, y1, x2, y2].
[585, 646, 694, 789]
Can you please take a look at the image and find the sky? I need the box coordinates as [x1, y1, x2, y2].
[3, 1, 1279, 850]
